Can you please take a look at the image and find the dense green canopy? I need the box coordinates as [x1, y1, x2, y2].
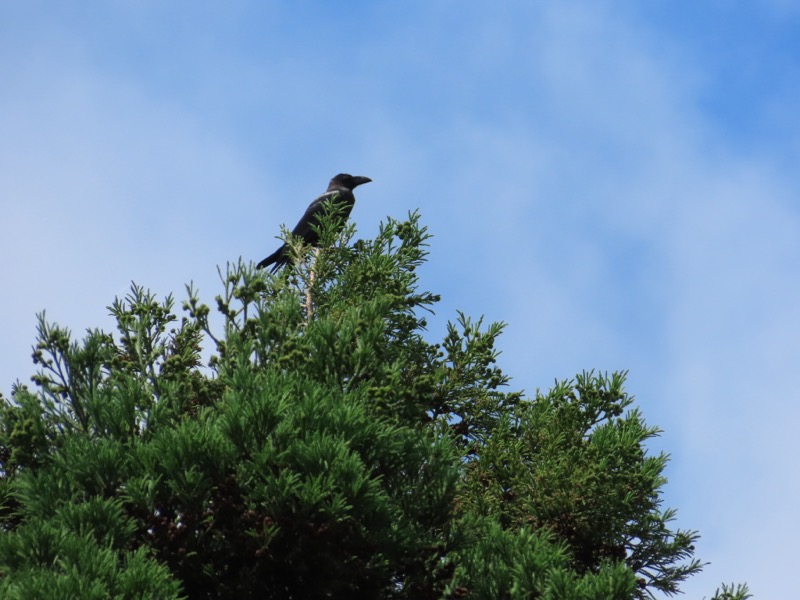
[0, 213, 748, 599]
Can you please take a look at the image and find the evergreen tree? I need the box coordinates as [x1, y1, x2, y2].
[0, 212, 749, 599]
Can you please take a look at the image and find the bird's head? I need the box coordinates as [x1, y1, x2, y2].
[329, 173, 372, 191]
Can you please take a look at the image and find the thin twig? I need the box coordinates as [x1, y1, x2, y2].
[305, 247, 320, 321]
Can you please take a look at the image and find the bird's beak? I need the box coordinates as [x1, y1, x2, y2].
[352, 176, 372, 188]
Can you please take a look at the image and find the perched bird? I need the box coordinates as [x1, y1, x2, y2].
[257, 173, 372, 272]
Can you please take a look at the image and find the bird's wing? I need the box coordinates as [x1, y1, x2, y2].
[290, 190, 354, 244]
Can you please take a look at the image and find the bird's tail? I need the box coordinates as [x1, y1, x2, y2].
[256, 245, 287, 273]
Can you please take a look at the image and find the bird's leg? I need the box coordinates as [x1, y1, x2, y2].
[305, 247, 320, 320]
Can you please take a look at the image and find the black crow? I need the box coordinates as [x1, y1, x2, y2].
[257, 173, 372, 272]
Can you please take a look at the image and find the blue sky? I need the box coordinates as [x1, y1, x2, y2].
[2, 1, 799, 596]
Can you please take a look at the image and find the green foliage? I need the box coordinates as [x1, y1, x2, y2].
[459, 372, 703, 598]
[447, 519, 638, 599]
[0, 514, 180, 599]
[0, 210, 744, 598]
[709, 583, 752, 600]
